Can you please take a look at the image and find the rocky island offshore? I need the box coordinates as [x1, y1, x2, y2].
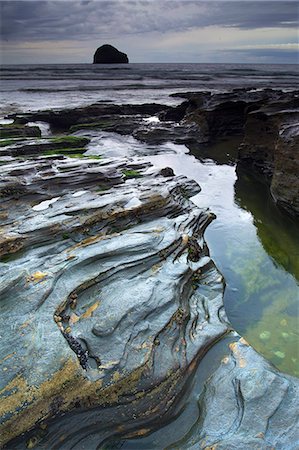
[0, 68, 298, 448]
[93, 44, 129, 64]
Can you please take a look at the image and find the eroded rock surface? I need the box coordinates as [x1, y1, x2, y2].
[0, 151, 228, 447]
[170, 338, 299, 450]
[237, 96, 299, 216]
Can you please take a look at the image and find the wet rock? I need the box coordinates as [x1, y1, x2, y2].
[11, 103, 167, 130]
[160, 167, 175, 177]
[0, 151, 228, 447]
[133, 121, 200, 145]
[0, 123, 41, 139]
[0, 135, 90, 158]
[171, 338, 299, 450]
[1, 94, 298, 448]
[238, 99, 299, 216]
[93, 44, 129, 64]
[169, 89, 299, 217]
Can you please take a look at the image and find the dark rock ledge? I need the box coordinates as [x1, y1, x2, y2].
[10, 88, 299, 216]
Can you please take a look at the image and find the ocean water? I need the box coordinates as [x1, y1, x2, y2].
[1, 63, 298, 115]
[1, 63, 299, 447]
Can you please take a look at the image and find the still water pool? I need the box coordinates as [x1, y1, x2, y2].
[147, 137, 299, 378]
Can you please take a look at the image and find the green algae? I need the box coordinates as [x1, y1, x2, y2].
[0, 139, 23, 147]
[122, 169, 142, 178]
[43, 148, 102, 159]
[43, 148, 87, 156]
[69, 121, 113, 132]
[49, 135, 90, 146]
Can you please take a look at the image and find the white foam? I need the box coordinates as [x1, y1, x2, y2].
[143, 116, 160, 124]
[0, 118, 14, 125]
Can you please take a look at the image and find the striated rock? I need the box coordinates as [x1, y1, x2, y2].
[6, 88, 299, 218]
[0, 152, 228, 447]
[5, 88, 299, 216]
[0, 135, 90, 158]
[93, 44, 129, 64]
[0, 123, 41, 139]
[170, 338, 299, 450]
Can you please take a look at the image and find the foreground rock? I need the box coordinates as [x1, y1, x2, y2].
[93, 44, 129, 64]
[0, 151, 229, 447]
[170, 337, 299, 450]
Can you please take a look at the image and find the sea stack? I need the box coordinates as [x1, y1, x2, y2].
[93, 44, 129, 64]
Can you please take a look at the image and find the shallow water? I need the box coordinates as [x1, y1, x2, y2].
[145, 140, 299, 378]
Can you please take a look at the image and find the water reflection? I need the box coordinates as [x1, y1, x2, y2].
[234, 167, 299, 377]
[235, 167, 299, 281]
[147, 136, 299, 377]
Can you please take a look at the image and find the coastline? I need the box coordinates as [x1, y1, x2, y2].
[0, 64, 298, 448]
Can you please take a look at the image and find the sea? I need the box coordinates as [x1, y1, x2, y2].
[1, 63, 299, 448]
[1, 63, 298, 115]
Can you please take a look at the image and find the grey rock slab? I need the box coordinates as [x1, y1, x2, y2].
[0, 155, 228, 446]
[168, 338, 299, 450]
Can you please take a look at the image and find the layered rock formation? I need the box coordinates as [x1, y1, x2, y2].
[1, 90, 298, 448]
[0, 144, 228, 447]
[171, 338, 299, 450]
[238, 101, 299, 216]
[93, 44, 129, 64]
[10, 89, 299, 217]
[174, 90, 299, 217]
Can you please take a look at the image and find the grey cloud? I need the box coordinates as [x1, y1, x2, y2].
[1, 1, 298, 43]
[222, 47, 299, 63]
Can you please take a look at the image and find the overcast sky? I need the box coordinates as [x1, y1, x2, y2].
[1, 0, 298, 64]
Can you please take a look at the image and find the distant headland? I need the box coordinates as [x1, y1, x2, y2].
[93, 44, 129, 64]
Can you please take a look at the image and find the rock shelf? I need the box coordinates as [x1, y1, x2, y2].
[1, 90, 298, 448]
[0, 151, 229, 447]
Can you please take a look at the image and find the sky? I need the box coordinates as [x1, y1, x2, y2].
[1, 0, 298, 64]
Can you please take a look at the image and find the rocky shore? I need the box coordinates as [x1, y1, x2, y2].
[1, 87, 298, 448]
[9, 88, 298, 216]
